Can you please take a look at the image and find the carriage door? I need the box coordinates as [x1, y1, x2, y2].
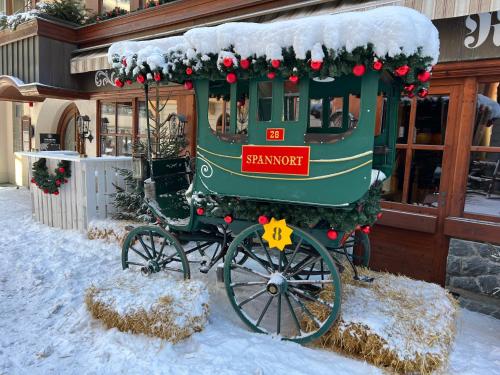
[249, 79, 309, 147]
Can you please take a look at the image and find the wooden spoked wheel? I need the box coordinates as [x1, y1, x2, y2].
[122, 226, 190, 279]
[342, 231, 371, 267]
[224, 224, 342, 344]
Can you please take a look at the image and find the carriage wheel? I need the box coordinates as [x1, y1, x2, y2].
[122, 226, 190, 279]
[224, 224, 341, 344]
[343, 231, 371, 267]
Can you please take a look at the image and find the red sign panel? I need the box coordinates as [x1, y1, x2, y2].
[241, 145, 310, 176]
[266, 128, 285, 141]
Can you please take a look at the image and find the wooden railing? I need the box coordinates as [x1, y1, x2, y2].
[17, 151, 132, 231]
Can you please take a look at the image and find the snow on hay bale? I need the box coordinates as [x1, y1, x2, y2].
[85, 271, 209, 343]
[304, 267, 458, 374]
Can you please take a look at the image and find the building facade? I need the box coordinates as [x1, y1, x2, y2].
[1, 0, 499, 313]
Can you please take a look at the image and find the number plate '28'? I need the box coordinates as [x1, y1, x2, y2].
[266, 128, 285, 141]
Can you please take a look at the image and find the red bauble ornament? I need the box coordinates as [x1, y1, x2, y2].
[310, 60, 322, 71]
[404, 84, 415, 92]
[237, 98, 246, 107]
[185, 67, 193, 75]
[352, 64, 366, 77]
[240, 59, 250, 70]
[418, 88, 428, 98]
[362, 225, 371, 234]
[31, 177, 35, 184]
[289, 75, 299, 84]
[64, 179, 68, 183]
[136, 74, 145, 84]
[267, 72, 276, 80]
[121, 58, 127, 67]
[327, 229, 338, 240]
[377, 212, 383, 219]
[58, 167, 65, 174]
[126, 80, 133, 85]
[417, 70, 431, 82]
[394, 65, 410, 76]
[154, 72, 161, 82]
[53, 191, 59, 196]
[114, 79, 124, 88]
[196, 207, 205, 215]
[43, 189, 48, 194]
[407, 92, 415, 98]
[271, 59, 281, 68]
[258, 215, 269, 225]
[184, 80, 193, 90]
[55, 179, 61, 186]
[224, 215, 233, 224]
[372, 60, 383, 71]
[222, 57, 233, 68]
[226, 72, 237, 84]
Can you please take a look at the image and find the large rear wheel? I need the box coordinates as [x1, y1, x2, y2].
[224, 224, 342, 344]
[122, 226, 190, 279]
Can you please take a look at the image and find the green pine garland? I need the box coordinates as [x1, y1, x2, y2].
[195, 183, 382, 232]
[31, 158, 71, 195]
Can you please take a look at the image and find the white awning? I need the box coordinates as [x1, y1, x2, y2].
[70, 50, 111, 74]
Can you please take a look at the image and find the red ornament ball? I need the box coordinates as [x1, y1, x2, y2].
[222, 57, 233, 68]
[372, 60, 383, 71]
[31, 177, 35, 184]
[226, 72, 237, 84]
[58, 167, 65, 174]
[154, 72, 161, 82]
[196, 207, 205, 215]
[267, 72, 276, 80]
[418, 88, 429, 98]
[121, 58, 127, 67]
[64, 179, 68, 183]
[185, 67, 193, 75]
[352, 64, 366, 77]
[240, 58, 250, 70]
[377, 212, 383, 219]
[289, 75, 299, 84]
[55, 179, 61, 186]
[407, 92, 415, 98]
[327, 229, 338, 240]
[126, 80, 133, 85]
[136, 74, 145, 84]
[43, 189, 48, 194]
[258, 215, 269, 225]
[394, 65, 410, 76]
[114, 79, 124, 88]
[362, 225, 371, 234]
[310, 60, 322, 71]
[417, 70, 431, 82]
[271, 59, 281, 68]
[224, 215, 233, 224]
[53, 191, 59, 196]
[184, 80, 193, 90]
[404, 84, 415, 92]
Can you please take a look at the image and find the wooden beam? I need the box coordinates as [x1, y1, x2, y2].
[377, 208, 438, 233]
[444, 217, 500, 244]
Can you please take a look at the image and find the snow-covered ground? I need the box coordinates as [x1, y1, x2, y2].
[0, 186, 499, 375]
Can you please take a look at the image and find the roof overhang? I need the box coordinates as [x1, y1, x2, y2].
[0, 76, 90, 102]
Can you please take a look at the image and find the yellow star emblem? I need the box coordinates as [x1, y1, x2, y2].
[262, 218, 293, 251]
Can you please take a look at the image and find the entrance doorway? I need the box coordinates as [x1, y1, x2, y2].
[58, 103, 81, 153]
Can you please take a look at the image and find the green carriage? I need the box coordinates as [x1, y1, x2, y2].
[110, 6, 439, 343]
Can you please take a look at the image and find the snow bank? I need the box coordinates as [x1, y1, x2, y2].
[108, 6, 439, 73]
[85, 270, 209, 343]
[307, 267, 458, 374]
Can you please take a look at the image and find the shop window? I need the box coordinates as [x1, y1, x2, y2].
[257, 81, 272, 122]
[12, 0, 25, 13]
[382, 94, 448, 207]
[102, 0, 130, 12]
[283, 81, 299, 122]
[464, 81, 500, 218]
[99, 102, 133, 156]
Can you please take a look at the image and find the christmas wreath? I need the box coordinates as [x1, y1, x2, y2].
[31, 158, 71, 195]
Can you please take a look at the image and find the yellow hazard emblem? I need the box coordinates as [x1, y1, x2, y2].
[262, 218, 293, 251]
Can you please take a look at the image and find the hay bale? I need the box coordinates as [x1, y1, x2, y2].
[85, 271, 209, 343]
[304, 266, 458, 374]
[87, 219, 137, 245]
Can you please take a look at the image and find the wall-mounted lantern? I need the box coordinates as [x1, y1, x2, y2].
[77, 114, 93, 156]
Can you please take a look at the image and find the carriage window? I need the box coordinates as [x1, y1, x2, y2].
[236, 81, 250, 134]
[257, 82, 272, 122]
[208, 97, 231, 133]
[328, 97, 344, 128]
[283, 81, 300, 121]
[348, 95, 360, 129]
[309, 99, 322, 128]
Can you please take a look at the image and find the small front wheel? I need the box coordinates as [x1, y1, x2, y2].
[224, 224, 342, 344]
[122, 226, 190, 279]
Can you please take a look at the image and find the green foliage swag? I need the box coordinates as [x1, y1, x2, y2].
[31, 158, 71, 195]
[196, 183, 382, 232]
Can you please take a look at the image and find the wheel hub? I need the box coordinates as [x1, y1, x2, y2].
[141, 259, 160, 275]
[266, 273, 288, 295]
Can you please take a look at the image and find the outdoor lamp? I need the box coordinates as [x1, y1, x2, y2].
[77, 115, 93, 143]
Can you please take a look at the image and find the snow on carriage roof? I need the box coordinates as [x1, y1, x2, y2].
[108, 6, 439, 66]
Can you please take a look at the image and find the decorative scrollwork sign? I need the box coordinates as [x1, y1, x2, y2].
[95, 70, 116, 87]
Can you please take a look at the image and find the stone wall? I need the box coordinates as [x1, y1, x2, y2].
[446, 238, 500, 318]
